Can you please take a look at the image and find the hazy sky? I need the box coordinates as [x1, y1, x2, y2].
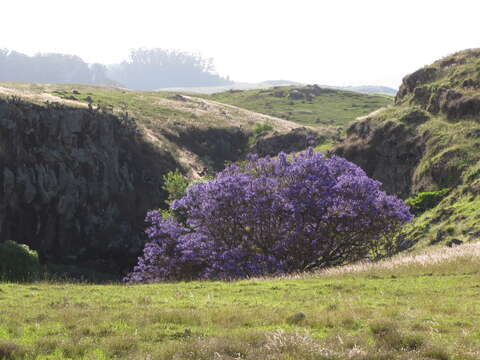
[2, 0, 479, 88]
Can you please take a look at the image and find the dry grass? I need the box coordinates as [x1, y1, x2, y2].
[0, 85, 87, 107]
[155, 95, 305, 132]
[259, 241, 480, 282]
[316, 241, 480, 278]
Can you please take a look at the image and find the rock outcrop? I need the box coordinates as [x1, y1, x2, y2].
[336, 49, 480, 198]
[396, 49, 480, 120]
[335, 48, 480, 248]
[335, 111, 424, 198]
[0, 98, 179, 274]
[251, 128, 324, 157]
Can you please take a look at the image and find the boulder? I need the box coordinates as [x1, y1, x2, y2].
[430, 229, 446, 244]
[446, 238, 463, 247]
[288, 89, 304, 100]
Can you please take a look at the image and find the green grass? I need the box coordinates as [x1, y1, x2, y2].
[1, 244, 480, 359]
[0, 83, 389, 174]
[203, 86, 393, 128]
[0, 82, 319, 177]
[51, 88, 183, 118]
[0, 82, 297, 134]
[403, 186, 480, 249]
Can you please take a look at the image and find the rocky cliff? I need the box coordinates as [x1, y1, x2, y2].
[395, 48, 480, 119]
[335, 49, 480, 248]
[0, 97, 179, 274]
[335, 109, 425, 198]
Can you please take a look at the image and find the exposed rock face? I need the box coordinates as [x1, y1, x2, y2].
[335, 113, 424, 198]
[336, 49, 480, 200]
[395, 67, 438, 101]
[161, 126, 249, 171]
[0, 99, 178, 273]
[251, 128, 323, 157]
[395, 49, 480, 120]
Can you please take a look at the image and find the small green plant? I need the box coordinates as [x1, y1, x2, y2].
[0, 241, 41, 282]
[252, 123, 274, 137]
[405, 188, 450, 216]
[162, 170, 189, 205]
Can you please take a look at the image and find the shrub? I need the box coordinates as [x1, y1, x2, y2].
[0, 341, 25, 360]
[252, 123, 274, 137]
[162, 169, 189, 205]
[405, 188, 450, 216]
[126, 149, 412, 282]
[0, 240, 42, 281]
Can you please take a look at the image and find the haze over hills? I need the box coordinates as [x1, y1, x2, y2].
[159, 82, 398, 96]
[0, 48, 232, 90]
[156, 80, 303, 94]
[321, 84, 398, 96]
[0, 48, 397, 95]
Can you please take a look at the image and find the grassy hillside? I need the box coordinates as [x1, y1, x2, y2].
[335, 49, 480, 250]
[203, 85, 393, 128]
[0, 82, 392, 170]
[158, 83, 397, 96]
[0, 82, 323, 178]
[324, 85, 397, 96]
[156, 80, 303, 94]
[1, 243, 479, 359]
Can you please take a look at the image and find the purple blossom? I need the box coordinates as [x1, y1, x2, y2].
[126, 148, 412, 282]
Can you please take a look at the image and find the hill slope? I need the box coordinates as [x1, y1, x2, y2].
[1, 242, 479, 359]
[156, 80, 304, 94]
[0, 82, 326, 173]
[0, 82, 325, 275]
[203, 85, 393, 128]
[335, 48, 480, 249]
[321, 84, 398, 96]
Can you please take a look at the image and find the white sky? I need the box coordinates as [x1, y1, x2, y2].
[1, 0, 479, 88]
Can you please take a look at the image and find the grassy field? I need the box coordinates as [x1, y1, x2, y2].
[1, 243, 479, 359]
[203, 86, 393, 128]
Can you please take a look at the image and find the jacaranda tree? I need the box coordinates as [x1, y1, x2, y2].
[126, 149, 412, 282]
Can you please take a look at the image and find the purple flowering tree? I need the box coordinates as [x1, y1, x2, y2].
[126, 149, 412, 282]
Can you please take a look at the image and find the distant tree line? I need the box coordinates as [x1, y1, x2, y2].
[107, 48, 232, 90]
[0, 48, 232, 90]
[0, 49, 113, 85]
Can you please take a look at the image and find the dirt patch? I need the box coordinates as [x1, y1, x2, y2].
[0, 86, 87, 108]
[156, 95, 309, 131]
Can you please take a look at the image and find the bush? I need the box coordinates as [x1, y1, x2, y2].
[162, 170, 189, 206]
[126, 149, 412, 282]
[0, 341, 25, 360]
[252, 123, 274, 137]
[405, 188, 450, 216]
[0, 241, 42, 281]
